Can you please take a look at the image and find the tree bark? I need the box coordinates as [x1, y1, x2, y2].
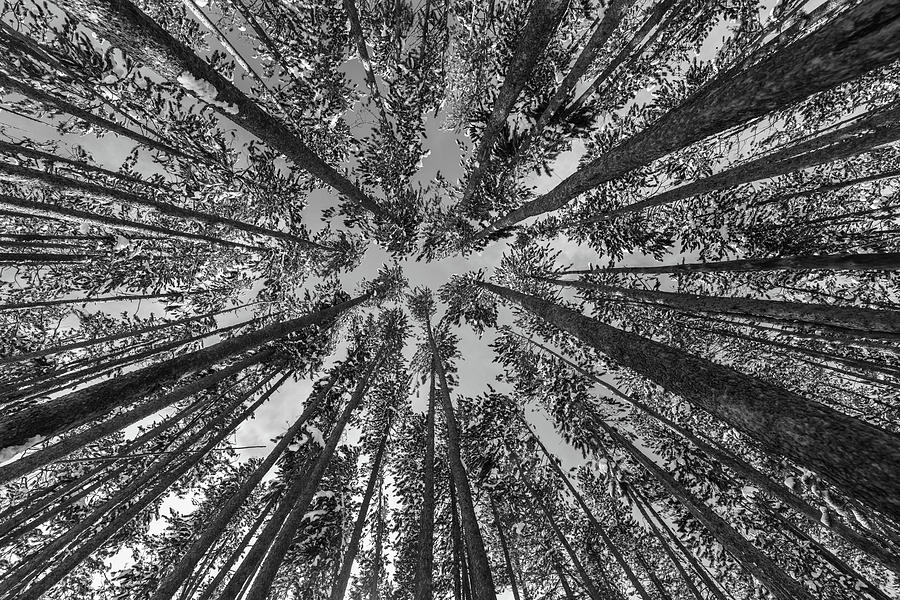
[539, 277, 900, 340]
[489, 498, 520, 600]
[328, 416, 391, 600]
[344, 0, 392, 132]
[414, 371, 437, 600]
[0, 291, 370, 449]
[68, 0, 390, 221]
[472, 1, 900, 241]
[557, 252, 900, 275]
[428, 319, 498, 600]
[460, 0, 568, 206]
[0, 290, 205, 312]
[479, 281, 900, 522]
[233, 345, 386, 600]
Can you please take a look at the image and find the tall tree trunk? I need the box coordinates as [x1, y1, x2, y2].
[149, 369, 340, 600]
[549, 553, 577, 600]
[479, 281, 900, 525]
[0, 162, 331, 251]
[370, 484, 385, 600]
[329, 415, 391, 600]
[557, 252, 900, 275]
[449, 472, 463, 600]
[344, 0, 392, 132]
[460, 0, 568, 206]
[0, 291, 371, 449]
[634, 549, 674, 600]
[68, 0, 390, 221]
[0, 290, 205, 312]
[234, 345, 387, 600]
[427, 319, 497, 600]
[537, 277, 900, 340]
[0, 193, 262, 251]
[414, 371, 437, 600]
[489, 498, 520, 600]
[472, 1, 900, 241]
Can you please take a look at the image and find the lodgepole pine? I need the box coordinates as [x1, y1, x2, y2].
[471, 1, 900, 241]
[427, 318, 498, 600]
[479, 281, 900, 522]
[328, 415, 392, 600]
[413, 371, 437, 600]
[0, 291, 371, 449]
[68, 0, 390, 221]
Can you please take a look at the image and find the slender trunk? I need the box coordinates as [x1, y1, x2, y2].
[68, 0, 389, 221]
[427, 320, 497, 600]
[149, 369, 340, 600]
[449, 472, 463, 600]
[635, 550, 674, 600]
[534, 494, 604, 600]
[472, 1, 900, 240]
[549, 553, 577, 600]
[0, 72, 190, 159]
[0, 290, 204, 312]
[0, 291, 370, 449]
[537, 277, 900, 340]
[370, 485, 384, 600]
[344, 0, 392, 132]
[329, 416, 391, 600]
[0, 161, 330, 251]
[414, 371, 437, 600]
[235, 346, 387, 600]
[480, 282, 900, 527]
[509, 528, 532, 600]
[489, 498, 520, 600]
[514, 422, 652, 600]
[460, 0, 567, 206]
[557, 252, 900, 275]
[0, 252, 95, 263]
[0, 193, 262, 251]
[12, 371, 286, 600]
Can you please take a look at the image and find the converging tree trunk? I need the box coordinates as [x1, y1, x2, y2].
[414, 371, 437, 600]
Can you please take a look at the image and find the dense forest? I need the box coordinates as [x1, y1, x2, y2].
[0, 0, 899, 598]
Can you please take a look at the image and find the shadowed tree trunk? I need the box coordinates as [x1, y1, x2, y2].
[472, 1, 900, 241]
[0, 291, 371, 450]
[460, 0, 568, 206]
[371, 484, 385, 600]
[427, 319, 498, 600]
[489, 497, 521, 600]
[479, 281, 900, 522]
[344, 0, 392, 132]
[549, 552, 577, 600]
[537, 276, 900, 340]
[68, 0, 390, 221]
[557, 252, 900, 275]
[329, 415, 392, 600]
[414, 371, 437, 600]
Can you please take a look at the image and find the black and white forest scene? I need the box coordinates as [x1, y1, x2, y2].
[0, 0, 899, 599]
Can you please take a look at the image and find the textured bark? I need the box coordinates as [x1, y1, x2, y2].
[0, 349, 271, 485]
[479, 281, 900, 521]
[0, 72, 190, 159]
[0, 193, 261, 250]
[413, 372, 437, 600]
[149, 370, 339, 600]
[329, 417, 391, 600]
[11, 371, 286, 600]
[449, 472, 463, 600]
[517, 332, 900, 576]
[489, 498, 520, 600]
[428, 320, 498, 600]
[370, 486, 385, 600]
[473, 1, 900, 240]
[68, 0, 389, 221]
[461, 0, 568, 205]
[540, 277, 900, 340]
[0, 162, 329, 251]
[515, 422, 652, 600]
[558, 252, 900, 275]
[235, 346, 386, 600]
[0, 292, 370, 449]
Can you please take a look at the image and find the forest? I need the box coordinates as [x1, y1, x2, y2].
[0, 0, 899, 598]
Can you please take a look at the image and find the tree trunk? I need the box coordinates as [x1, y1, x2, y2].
[0, 290, 205, 312]
[370, 484, 384, 600]
[558, 252, 900, 275]
[0, 291, 370, 449]
[460, 0, 568, 206]
[489, 498, 520, 600]
[14, 372, 286, 600]
[536, 494, 604, 600]
[634, 549, 674, 600]
[0, 161, 330, 251]
[0, 252, 95, 263]
[234, 345, 386, 600]
[0, 193, 262, 251]
[68, 0, 390, 221]
[549, 553, 577, 600]
[344, 0, 392, 132]
[149, 369, 340, 600]
[414, 371, 437, 600]
[537, 277, 900, 340]
[472, 1, 900, 240]
[479, 281, 900, 523]
[427, 319, 497, 600]
[449, 471, 463, 600]
[329, 416, 391, 600]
